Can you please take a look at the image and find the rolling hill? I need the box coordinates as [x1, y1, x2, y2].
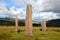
[0, 18, 60, 27]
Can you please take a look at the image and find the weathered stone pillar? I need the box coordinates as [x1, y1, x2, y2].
[25, 4, 32, 36]
[15, 14, 18, 34]
[41, 19, 46, 32]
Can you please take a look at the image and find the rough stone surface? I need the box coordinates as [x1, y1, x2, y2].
[25, 4, 32, 36]
[15, 15, 18, 34]
[41, 19, 46, 32]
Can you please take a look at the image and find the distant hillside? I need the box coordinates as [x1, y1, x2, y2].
[0, 18, 39, 26]
[0, 18, 25, 26]
[46, 19, 60, 27]
[0, 18, 60, 27]
[47, 19, 60, 24]
[0, 18, 15, 22]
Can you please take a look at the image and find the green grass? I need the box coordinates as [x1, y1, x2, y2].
[0, 26, 60, 40]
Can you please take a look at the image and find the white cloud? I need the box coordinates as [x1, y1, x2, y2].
[8, 7, 24, 15]
[13, 0, 60, 21]
[0, 2, 8, 13]
[0, 0, 60, 21]
[18, 8, 26, 19]
[33, 12, 59, 21]
[0, 2, 26, 19]
[13, 0, 34, 4]
[13, 0, 60, 12]
[33, 0, 60, 12]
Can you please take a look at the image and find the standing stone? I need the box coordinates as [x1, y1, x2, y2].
[15, 14, 18, 34]
[41, 19, 46, 32]
[25, 4, 32, 36]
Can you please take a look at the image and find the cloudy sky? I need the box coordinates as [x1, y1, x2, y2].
[0, 0, 60, 22]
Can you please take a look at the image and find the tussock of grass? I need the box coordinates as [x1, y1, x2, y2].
[52, 29, 60, 32]
[0, 32, 12, 38]
[0, 26, 60, 40]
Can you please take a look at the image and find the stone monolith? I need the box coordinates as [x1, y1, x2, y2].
[25, 4, 32, 36]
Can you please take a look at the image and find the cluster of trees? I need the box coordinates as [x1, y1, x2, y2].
[0, 20, 25, 26]
[0, 22, 60, 27]
[0, 18, 60, 27]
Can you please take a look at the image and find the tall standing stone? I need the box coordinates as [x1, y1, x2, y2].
[15, 14, 18, 34]
[41, 19, 46, 32]
[25, 4, 32, 36]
